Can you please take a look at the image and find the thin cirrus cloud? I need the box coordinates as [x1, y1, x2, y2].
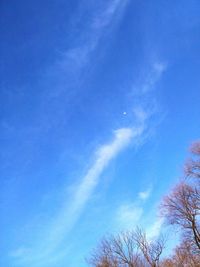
[116, 203, 164, 240]
[12, 123, 145, 265]
[141, 62, 167, 94]
[132, 61, 167, 97]
[92, 0, 129, 29]
[115, 186, 152, 230]
[60, 0, 130, 74]
[147, 217, 165, 240]
[138, 187, 152, 201]
[48, 127, 136, 244]
[44, 0, 130, 106]
[41, 110, 148, 256]
[116, 203, 144, 229]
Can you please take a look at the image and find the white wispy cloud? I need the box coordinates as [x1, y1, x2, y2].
[92, 0, 129, 29]
[115, 186, 153, 230]
[147, 217, 164, 240]
[61, 0, 129, 74]
[140, 62, 167, 94]
[131, 61, 167, 98]
[115, 202, 164, 240]
[138, 187, 152, 201]
[12, 125, 144, 265]
[46, 127, 142, 246]
[116, 203, 144, 229]
[113, 60, 167, 234]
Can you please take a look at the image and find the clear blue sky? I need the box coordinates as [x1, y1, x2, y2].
[0, 1, 200, 266]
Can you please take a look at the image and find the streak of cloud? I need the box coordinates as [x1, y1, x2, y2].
[12, 124, 144, 266]
[50, 127, 136, 243]
[60, 0, 130, 75]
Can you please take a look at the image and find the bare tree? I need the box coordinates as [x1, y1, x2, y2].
[161, 182, 200, 251]
[87, 231, 150, 267]
[134, 228, 165, 267]
[174, 239, 200, 267]
[160, 141, 200, 265]
[88, 229, 165, 267]
[161, 239, 200, 267]
[185, 141, 200, 179]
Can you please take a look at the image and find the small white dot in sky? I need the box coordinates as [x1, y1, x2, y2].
[123, 112, 127, 115]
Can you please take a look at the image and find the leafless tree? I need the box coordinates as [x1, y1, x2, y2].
[88, 229, 165, 267]
[160, 141, 200, 265]
[134, 228, 165, 267]
[161, 239, 200, 267]
[87, 231, 144, 267]
[161, 182, 200, 251]
[175, 239, 200, 266]
[185, 141, 200, 179]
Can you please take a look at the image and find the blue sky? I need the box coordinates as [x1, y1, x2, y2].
[0, 0, 200, 266]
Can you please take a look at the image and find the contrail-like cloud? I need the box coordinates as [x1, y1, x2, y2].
[46, 126, 144, 250]
[12, 125, 145, 266]
[62, 129, 137, 213]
